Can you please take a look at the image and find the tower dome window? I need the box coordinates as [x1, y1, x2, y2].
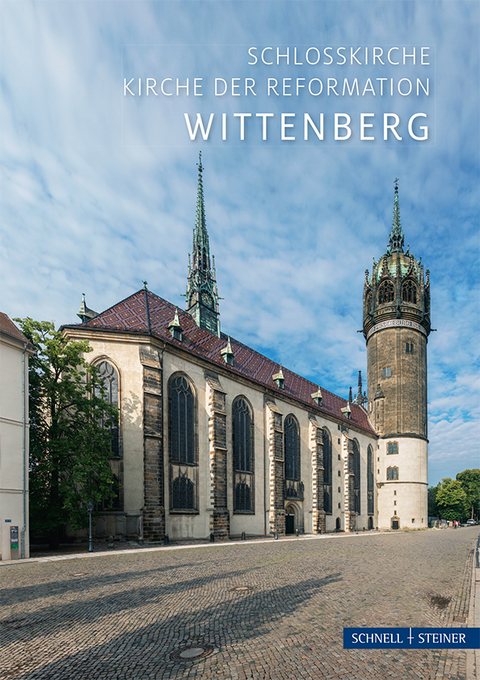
[402, 280, 417, 304]
[378, 281, 395, 304]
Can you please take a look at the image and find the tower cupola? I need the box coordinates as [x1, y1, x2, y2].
[363, 183, 430, 337]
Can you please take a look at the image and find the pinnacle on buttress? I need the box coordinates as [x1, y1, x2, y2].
[388, 180, 405, 253]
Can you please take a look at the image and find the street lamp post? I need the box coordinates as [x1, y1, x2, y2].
[87, 502, 93, 552]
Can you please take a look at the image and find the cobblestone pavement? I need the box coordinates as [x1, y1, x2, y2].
[1, 528, 478, 680]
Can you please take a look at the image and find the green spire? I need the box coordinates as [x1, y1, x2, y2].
[193, 151, 211, 270]
[185, 153, 221, 336]
[388, 179, 405, 253]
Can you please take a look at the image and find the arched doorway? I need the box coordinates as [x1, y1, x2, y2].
[285, 506, 295, 535]
[391, 517, 400, 530]
[368, 517, 374, 530]
[335, 517, 341, 532]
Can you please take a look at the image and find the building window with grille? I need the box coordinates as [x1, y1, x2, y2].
[387, 466, 399, 481]
[233, 396, 254, 513]
[387, 441, 399, 455]
[323, 428, 332, 514]
[169, 373, 198, 511]
[378, 280, 395, 304]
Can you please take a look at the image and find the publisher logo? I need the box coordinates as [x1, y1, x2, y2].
[343, 628, 480, 649]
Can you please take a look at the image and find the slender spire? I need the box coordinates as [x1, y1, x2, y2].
[185, 154, 221, 336]
[193, 151, 210, 269]
[388, 179, 405, 253]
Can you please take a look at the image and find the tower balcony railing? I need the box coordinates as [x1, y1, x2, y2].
[284, 479, 304, 501]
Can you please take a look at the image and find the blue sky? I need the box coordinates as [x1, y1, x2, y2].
[1, 1, 479, 486]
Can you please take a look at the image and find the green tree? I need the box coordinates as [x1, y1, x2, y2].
[15, 318, 118, 548]
[435, 478, 468, 522]
[456, 469, 480, 520]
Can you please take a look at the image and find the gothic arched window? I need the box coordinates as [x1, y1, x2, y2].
[170, 375, 195, 464]
[169, 374, 197, 511]
[367, 445, 374, 516]
[366, 290, 372, 313]
[323, 428, 332, 514]
[233, 396, 254, 513]
[94, 359, 122, 511]
[378, 280, 395, 304]
[349, 439, 361, 514]
[284, 415, 300, 481]
[402, 280, 417, 304]
[95, 360, 120, 457]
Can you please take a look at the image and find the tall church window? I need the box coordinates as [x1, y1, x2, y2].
[349, 439, 361, 514]
[93, 360, 122, 511]
[323, 428, 332, 514]
[169, 374, 198, 511]
[233, 396, 254, 513]
[95, 360, 120, 457]
[402, 280, 417, 304]
[367, 445, 374, 516]
[285, 415, 300, 480]
[284, 415, 303, 501]
[378, 280, 395, 304]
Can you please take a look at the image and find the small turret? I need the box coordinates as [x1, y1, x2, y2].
[77, 293, 98, 323]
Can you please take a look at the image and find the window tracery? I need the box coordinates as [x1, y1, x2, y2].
[233, 397, 254, 513]
[378, 280, 395, 304]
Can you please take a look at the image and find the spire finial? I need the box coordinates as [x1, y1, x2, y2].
[142, 280, 148, 290]
[388, 178, 404, 253]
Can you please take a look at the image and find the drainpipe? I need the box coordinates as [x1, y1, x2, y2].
[21, 343, 27, 559]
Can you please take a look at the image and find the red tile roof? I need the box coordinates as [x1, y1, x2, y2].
[64, 290, 376, 436]
[0, 312, 35, 349]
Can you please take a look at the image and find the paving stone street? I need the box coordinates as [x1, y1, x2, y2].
[1, 528, 478, 680]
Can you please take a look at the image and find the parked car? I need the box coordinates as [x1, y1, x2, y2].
[466, 519, 476, 526]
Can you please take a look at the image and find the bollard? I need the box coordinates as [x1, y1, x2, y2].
[241, 531, 246, 541]
[296, 529, 299, 537]
[210, 532, 215, 543]
[163, 534, 169, 546]
[107, 535, 114, 549]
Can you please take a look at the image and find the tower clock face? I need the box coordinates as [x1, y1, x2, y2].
[201, 292, 213, 308]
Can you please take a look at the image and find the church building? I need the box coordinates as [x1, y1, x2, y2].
[62, 158, 430, 541]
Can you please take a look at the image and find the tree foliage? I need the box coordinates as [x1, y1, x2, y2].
[456, 469, 480, 520]
[435, 478, 468, 522]
[16, 318, 118, 545]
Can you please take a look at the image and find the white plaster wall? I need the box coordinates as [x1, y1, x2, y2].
[0, 337, 30, 560]
[376, 437, 428, 529]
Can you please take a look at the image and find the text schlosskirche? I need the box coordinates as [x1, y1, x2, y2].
[123, 45, 434, 143]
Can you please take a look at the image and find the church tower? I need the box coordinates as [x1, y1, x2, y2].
[363, 183, 431, 530]
[185, 153, 221, 337]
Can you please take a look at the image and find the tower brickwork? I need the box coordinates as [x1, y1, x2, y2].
[363, 184, 430, 530]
